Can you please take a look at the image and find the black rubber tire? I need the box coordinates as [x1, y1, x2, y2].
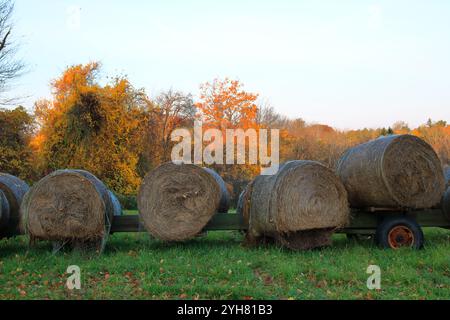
[375, 216, 424, 250]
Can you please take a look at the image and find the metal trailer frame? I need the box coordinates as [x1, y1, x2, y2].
[111, 209, 450, 234]
[2, 205, 447, 250]
[111, 208, 450, 249]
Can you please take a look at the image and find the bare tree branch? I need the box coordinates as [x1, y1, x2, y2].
[0, 28, 10, 51]
[0, 0, 25, 104]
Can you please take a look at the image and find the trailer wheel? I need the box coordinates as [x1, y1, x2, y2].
[375, 216, 424, 250]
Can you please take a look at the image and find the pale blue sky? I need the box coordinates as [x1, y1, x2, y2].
[7, 0, 450, 129]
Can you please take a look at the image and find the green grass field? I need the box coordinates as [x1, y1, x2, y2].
[1, 213, 449, 300]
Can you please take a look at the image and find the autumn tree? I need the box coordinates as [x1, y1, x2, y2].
[195, 78, 260, 182]
[33, 62, 147, 195]
[256, 103, 288, 129]
[281, 121, 346, 168]
[142, 90, 196, 167]
[0, 106, 34, 180]
[412, 120, 449, 165]
[197, 78, 259, 130]
[392, 121, 410, 134]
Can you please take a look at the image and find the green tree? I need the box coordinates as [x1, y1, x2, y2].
[0, 106, 34, 180]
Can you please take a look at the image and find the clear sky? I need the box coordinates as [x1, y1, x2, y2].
[7, 0, 450, 129]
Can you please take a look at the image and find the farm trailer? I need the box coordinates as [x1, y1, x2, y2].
[3, 189, 449, 251]
[111, 202, 450, 251]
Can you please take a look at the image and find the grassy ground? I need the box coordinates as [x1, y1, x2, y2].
[0, 216, 449, 300]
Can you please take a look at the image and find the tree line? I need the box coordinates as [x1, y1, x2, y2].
[0, 62, 448, 207]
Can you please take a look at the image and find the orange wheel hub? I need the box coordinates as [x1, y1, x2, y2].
[388, 226, 415, 249]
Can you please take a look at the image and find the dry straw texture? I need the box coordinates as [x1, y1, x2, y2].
[243, 160, 349, 250]
[337, 135, 445, 209]
[0, 173, 29, 236]
[138, 162, 223, 242]
[22, 170, 114, 242]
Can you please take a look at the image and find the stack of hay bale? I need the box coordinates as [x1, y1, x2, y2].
[21, 170, 122, 252]
[0, 173, 29, 238]
[10, 133, 446, 254]
[138, 162, 230, 242]
[238, 161, 350, 250]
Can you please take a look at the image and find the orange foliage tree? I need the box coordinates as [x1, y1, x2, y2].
[196, 78, 260, 181]
[412, 120, 449, 165]
[197, 78, 259, 130]
[33, 62, 147, 195]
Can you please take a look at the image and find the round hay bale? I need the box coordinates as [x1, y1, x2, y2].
[0, 173, 29, 236]
[203, 168, 230, 213]
[246, 161, 349, 250]
[22, 170, 114, 242]
[138, 162, 221, 241]
[336, 135, 445, 209]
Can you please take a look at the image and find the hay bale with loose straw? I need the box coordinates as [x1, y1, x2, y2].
[22, 170, 114, 245]
[0, 173, 29, 237]
[245, 161, 349, 250]
[138, 162, 222, 241]
[336, 135, 445, 209]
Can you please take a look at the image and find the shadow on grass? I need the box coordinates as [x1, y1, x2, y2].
[0, 236, 57, 259]
[107, 231, 244, 253]
[2, 228, 449, 258]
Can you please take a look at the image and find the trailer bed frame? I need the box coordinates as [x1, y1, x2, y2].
[110, 208, 450, 235]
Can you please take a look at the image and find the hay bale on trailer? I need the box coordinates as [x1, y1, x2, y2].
[243, 161, 349, 250]
[0, 173, 29, 237]
[138, 162, 229, 242]
[22, 170, 118, 250]
[336, 135, 445, 209]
